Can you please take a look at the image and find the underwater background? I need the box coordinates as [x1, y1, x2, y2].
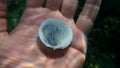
[7, 0, 120, 68]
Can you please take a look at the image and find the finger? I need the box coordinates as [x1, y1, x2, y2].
[26, 0, 44, 8]
[71, 27, 87, 54]
[46, 0, 63, 10]
[76, 0, 102, 34]
[0, 0, 7, 34]
[61, 0, 78, 18]
[0, 0, 7, 11]
[0, 0, 7, 18]
[0, 0, 6, 3]
[0, 11, 6, 18]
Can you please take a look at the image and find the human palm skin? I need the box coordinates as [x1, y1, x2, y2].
[0, 0, 101, 68]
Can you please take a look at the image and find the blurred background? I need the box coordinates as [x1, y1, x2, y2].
[7, 0, 120, 68]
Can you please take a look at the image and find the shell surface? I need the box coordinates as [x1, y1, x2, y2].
[38, 18, 73, 49]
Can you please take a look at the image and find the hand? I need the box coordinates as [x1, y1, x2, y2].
[0, 0, 101, 68]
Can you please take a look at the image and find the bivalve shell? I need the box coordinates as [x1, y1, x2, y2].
[38, 18, 73, 49]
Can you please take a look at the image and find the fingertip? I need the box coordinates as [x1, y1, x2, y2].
[86, 0, 102, 6]
[0, 0, 7, 3]
[46, 0, 63, 10]
[76, 0, 101, 33]
[61, 0, 78, 18]
[71, 29, 87, 54]
[82, 33, 87, 54]
[0, 0, 7, 11]
[26, 0, 44, 8]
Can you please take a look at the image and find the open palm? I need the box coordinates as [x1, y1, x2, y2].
[0, 0, 101, 68]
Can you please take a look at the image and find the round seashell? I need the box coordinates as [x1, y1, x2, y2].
[38, 18, 73, 49]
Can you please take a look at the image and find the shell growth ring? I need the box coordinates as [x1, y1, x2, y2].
[38, 18, 73, 50]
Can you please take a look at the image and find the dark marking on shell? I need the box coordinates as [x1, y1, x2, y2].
[42, 24, 62, 46]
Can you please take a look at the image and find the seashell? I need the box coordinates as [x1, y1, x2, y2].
[38, 18, 73, 50]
